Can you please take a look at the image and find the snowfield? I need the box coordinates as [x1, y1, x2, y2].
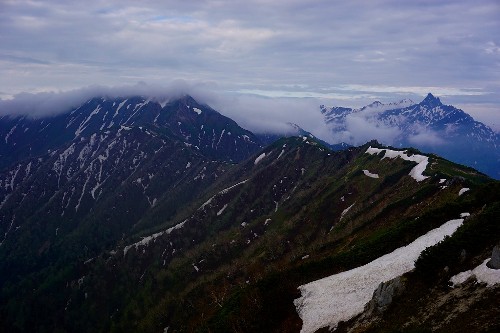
[294, 218, 464, 333]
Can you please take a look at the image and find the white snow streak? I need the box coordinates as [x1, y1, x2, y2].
[459, 188, 470, 196]
[5, 125, 17, 143]
[362, 170, 379, 179]
[340, 203, 355, 220]
[294, 218, 464, 333]
[217, 204, 228, 216]
[254, 152, 266, 165]
[75, 105, 101, 137]
[199, 180, 249, 211]
[123, 220, 187, 256]
[219, 179, 249, 195]
[277, 149, 285, 159]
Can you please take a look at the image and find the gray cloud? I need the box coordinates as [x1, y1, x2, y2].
[0, 81, 217, 118]
[209, 94, 332, 140]
[0, 1, 498, 129]
[342, 114, 402, 146]
[0, 81, 333, 142]
[408, 131, 447, 147]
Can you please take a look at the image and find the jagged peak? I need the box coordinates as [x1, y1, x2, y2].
[420, 93, 442, 107]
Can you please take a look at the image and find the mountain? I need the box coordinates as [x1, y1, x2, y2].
[255, 122, 350, 151]
[0, 93, 498, 332]
[321, 93, 499, 178]
[0, 95, 262, 168]
[1, 137, 498, 332]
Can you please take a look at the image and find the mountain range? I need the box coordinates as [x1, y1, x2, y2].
[321, 93, 499, 178]
[0, 93, 498, 332]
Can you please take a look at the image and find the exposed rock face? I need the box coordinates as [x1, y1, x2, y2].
[343, 277, 406, 332]
[487, 245, 500, 269]
[364, 276, 406, 315]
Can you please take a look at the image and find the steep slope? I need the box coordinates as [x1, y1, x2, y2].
[0, 124, 229, 300]
[321, 94, 499, 178]
[0, 95, 262, 168]
[3, 134, 495, 333]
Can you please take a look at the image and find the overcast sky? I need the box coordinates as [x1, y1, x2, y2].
[0, 0, 499, 133]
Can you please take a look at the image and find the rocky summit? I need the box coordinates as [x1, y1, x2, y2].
[321, 94, 499, 179]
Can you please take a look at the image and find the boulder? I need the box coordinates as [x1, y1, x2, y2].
[487, 245, 500, 269]
[364, 276, 405, 315]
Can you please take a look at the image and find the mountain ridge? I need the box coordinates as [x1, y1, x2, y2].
[0, 94, 262, 169]
[0, 92, 498, 332]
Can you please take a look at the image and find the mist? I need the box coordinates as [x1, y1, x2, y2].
[0, 81, 337, 143]
[0, 81, 221, 119]
[0, 82, 473, 149]
[209, 94, 332, 141]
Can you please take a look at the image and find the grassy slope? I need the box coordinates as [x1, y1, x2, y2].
[2, 138, 496, 333]
[73, 140, 494, 332]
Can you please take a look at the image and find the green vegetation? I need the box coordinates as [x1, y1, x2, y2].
[1, 136, 498, 332]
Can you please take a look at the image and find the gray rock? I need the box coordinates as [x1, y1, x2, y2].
[364, 276, 405, 315]
[487, 245, 500, 269]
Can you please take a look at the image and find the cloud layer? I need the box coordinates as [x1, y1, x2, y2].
[0, 1, 498, 130]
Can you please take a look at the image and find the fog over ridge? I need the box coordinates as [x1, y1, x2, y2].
[0, 82, 496, 148]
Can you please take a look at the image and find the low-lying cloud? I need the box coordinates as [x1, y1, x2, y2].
[342, 114, 402, 146]
[0, 82, 333, 142]
[209, 94, 331, 140]
[0, 81, 216, 119]
[0, 82, 490, 150]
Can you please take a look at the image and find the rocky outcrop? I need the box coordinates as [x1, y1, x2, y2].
[486, 245, 500, 269]
[342, 277, 406, 332]
[364, 276, 406, 315]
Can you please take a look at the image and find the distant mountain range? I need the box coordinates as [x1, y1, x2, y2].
[0, 93, 498, 332]
[321, 93, 499, 178]
[255, 122, 350, 151]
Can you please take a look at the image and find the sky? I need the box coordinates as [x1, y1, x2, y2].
[0, 0, 499, 135]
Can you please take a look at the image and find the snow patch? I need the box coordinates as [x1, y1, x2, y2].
[123, 220, 187, 256]
[254, 152, 266, 165]
[340, 203, 355, 220]
[192, 107, 202, 115]
[277, 149, 285, 159]
[217, 204, 228, 216]
[365, 146, 429, 182]
[5, 125, 17, 143]
[459, 188, 470, 196]
[450, 258, 500, 287]
[219, 179, 249, 195]
[75, 105, 101, 137]
[294, 218, 464, 333]
[363, 170, 379, 179]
